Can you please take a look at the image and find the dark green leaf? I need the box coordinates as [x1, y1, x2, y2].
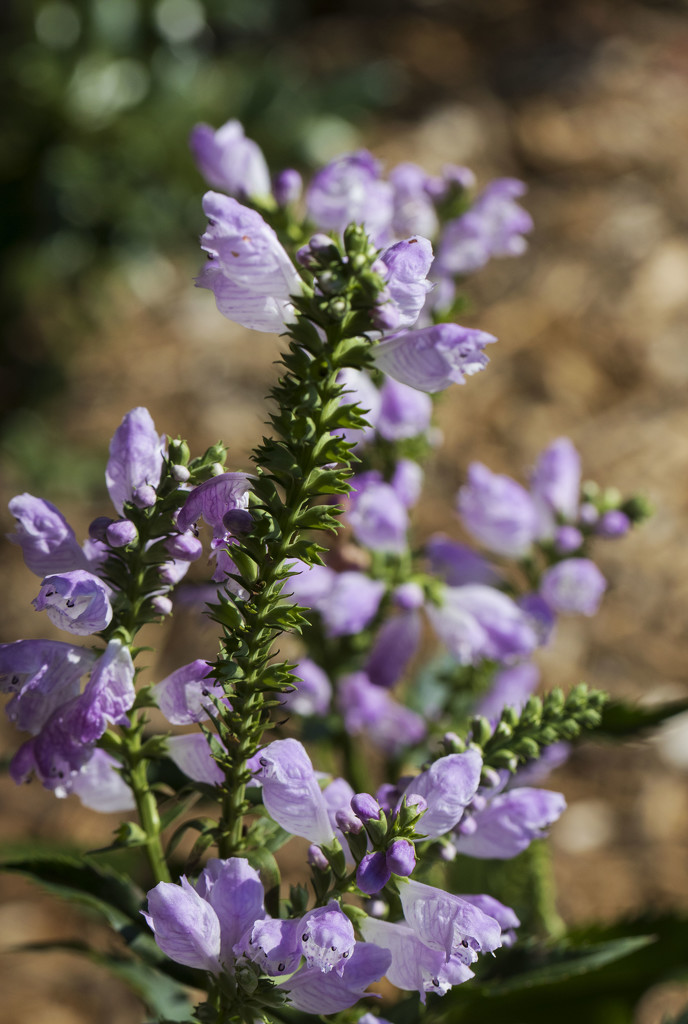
[598, 697, 688, 737]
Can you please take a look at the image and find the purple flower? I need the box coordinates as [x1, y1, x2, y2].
[33, 570, 113, 636]
[458, 894, 520, 946]
[285, 560, 336, 608]
[351, 792, 383, 822]
[475, 662, 540, 720]
[554, 525, 584, 554]
[596, 509, 631, 538]
[197, 192, 302, 332]
[105, 520, 138, 548]
[8, 495, 91, 576]
[196, 857, 266, 964]
[377, 237, 434, 330]
[357, 852, 391, 895]
[279, 941, 392, 1015]
[70, 749, 135, 813]
[540, 558, 607, 616]
[176, 472, 252, 538]
[436, 178, 533, 276]
[166, 734, 225, 786]
[335, 368, 382, 446]
[518, 592, 557, 645]
[0, 639, 96, 735]
[190, 120, 271, 198]
[360, 917, 474, 1002]
[316, 572, 385, 638]
[282, 658, 332, 717]
[425, 534, 500, 587]
[273, 168, 303, 207]
[386, 839, 416, 877]
[427, 585, 537, 665]
[337, 672, 427, 756]
[153, 659, 218, 724]
[144, 877, 222, 973]
[377, 377, 433, 442]
[365, 611, 421, 689]
[80, 638, 136, 726]
[454, 787, 566, 859]
[401, 750, 483, 839]
[249, 738, 335, 846]
[300, 901, 356, 973]
[391, 460, 423, 508]
[306, 151, 393, 243]
[389, 162, 440, 239]
[165, 531, 204, 561]
[106, 407, 165, 515]
[374, 324, 496, 393]
[458, 463, 539, 558]
[531, 437, 581, 524]
[241, 917, 302, 976]
[398, 879, 502, 962]
[347, 476, 409, 553]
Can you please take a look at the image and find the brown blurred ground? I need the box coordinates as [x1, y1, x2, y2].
[2, 2, 688, 1021]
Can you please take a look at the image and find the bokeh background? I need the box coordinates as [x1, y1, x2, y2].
[1, 0, 688, 1021]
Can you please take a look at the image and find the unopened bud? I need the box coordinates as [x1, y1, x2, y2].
[106, 519, 138, 548]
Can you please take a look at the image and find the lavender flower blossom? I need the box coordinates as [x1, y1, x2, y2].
[596, 509, 631, 538]
[279, 942, 392, 1015]
[357, 852, 391, 895]
[401, 751, 483, 839]
[427, 585, 537, 665]
[196, 857, 266, 964]
[273, 168, 303, 206]
[365, 611, 421, 689]
[281, 658, 332, 717]
[197, 192, 302, 332]
[144, 877, 223, 973]
[377, 237, 434, 330]
[475, 662, 541, 721]
[190, 120, 271, 198]
[8, 495, 91, 576]
[374, 324, 496, 393]
[166, 734, 225, 786]
[436, 178, 533, 276]
[377, 377, 433, 442]
[335, 368, 382, 446]
[152, 660, 217, 724]
[33, 570, 113, 636]
[389, 163, 440, 239]
[457, 463, 539, 558]
[540, 558, 607, 616]
[105, 407, 165, 514]
[458, 894, 520, 947]
[306, 150, 394, 243]
[454, 786, 566, 858]
[105, 520, 138, 548]
[399, 879, 502, 963]
[347, 475, 409, 553]
[360, 917, 474, 1002]
[0, 639, 96, 734]
[425, 535, 500, 587]
[300, 901, 356, 973]
[315, 572, 385, 638]
[391, 460, 423, 508]
[240, 917, 302, 976]
[530, 437, 581, 523]
[386, 839, 416, 877]
[176, 472, 252, 538]
[249, 738, 335, 846]
[70, 749, 135, 813]
[337, 672, 427, 755]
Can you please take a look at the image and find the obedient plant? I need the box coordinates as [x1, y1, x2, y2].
[1, 119, 654, 1024]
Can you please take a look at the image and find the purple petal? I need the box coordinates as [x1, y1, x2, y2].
[399, 879, 502, 960]
[250, 738, 335, 845]
[457, 462, 538, 558]
[454, 787, 566, 859]
[317, 572, 385, 637]
[379, 236, 434, 329]
[530, 437, 581, 522]
[190, 120, 271, 198]
[281, 941, 391, 1014]
[166, 734, 225, 786]
[153, 659, 218, 724]
[0, 639, 96, 735]
[357, 852, 392, 895]
[425, 534, 500, 587]
[300, 901, 356, 973]
[281, 658, 332, 717]
[306, 151, 394, 243]
[33, 570, 113, 636]
[365, 611, 421, 690]
[144, 877, 222, 972]
[70, 749, 135, 813]
[105, 407, 164, 515]
[196, 857, 266, 961]
[374, 324, 496, 393]
[540, 558, 607, 616]
[240, 916, 301, 976]
[361, 917, 473, 1002]
[402, 750, 483, 839]
[337, 672, 427, 756]
[8, 494, 90, 576]
[377, 377, 433, 442]
[177, 472, 252, 536]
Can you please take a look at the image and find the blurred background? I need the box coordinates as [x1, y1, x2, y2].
[1, 0, 688, 1021]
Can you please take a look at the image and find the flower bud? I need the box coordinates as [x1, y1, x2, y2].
[351, 792, 382, 822]
[554, 525, 583, 554]
[132, 483, 157, 509]
[596, 509, 631, 538]
[357, 852, 391, 895]
[165, 533, 203, 561]
[171, 464, 190, 483]
[273, 168, 303, 206]
[386, 839, 416, 877]
[151, 595, 173, 617]
[335, 808, 364, 835]
[89, 516, 114, 542]
[307, 844, 329, 871]
[106, 520, 138, 548]
[223, 508, 254, 535]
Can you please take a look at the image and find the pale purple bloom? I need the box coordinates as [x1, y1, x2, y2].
[377, 237, 434, 330]
[197, 192, 302, 332]
[106, 407, 164, 515]
[323, 777, 357, 853]
[393, 581, 425, 610]
[458, 894, 520, 946]
[165, 531, 204, 561]
[391, 459, 423, 508]
[190, 120, 271, 198]
[540, 558, 606, 616]
[596, 509, 631, 538]
[176, 472, 252, 538]
[475, 662, 540, 720]
[196, 857, 266, 964]
[316, 572, 385, 637]
[389, 162, 439, 239]
[144, 877, 222, 973]
[70, 749, 135, 813]
[427, 585, 537, 665]
[425, 535, 500, 587]
[33, 570, 113, 636]
[347, 477, 409, 553]
[105, 519, 138, 548]
[514, 741, 570, 785]
[458, 463, 539, 558]
[166, 734, 225, 786]
[306, 150, 394, 243]
[281, 658, 332, 717]
[286, 560, 336, 608]
[359, 1014, 394, 1024]
[300, 901, 355, 974]
[81, 638, 136, 726]
[153, 659, 217, 724]
[436, 178, 533, 276]
[531, 438, 581, 522]
[377, 377, 433, 442]
[386, 839, 416, 877]
[518, 592, 557, 645]
[579, 501, 599, 526]
[357, 852, 391, 895]
[8, 495, 90, 576]
[241, 917, 302, 976]
[335, 806, 364, 836]
[249, 738, 335, 846]
[0, 639, 96, 735]
[374, 324, 496, 393]
[399, 879, 502, 962]
[360, 917, 474, 1002]
[273, 168, 303, 206]
[337, 672, 427, 755]
[280, 941, 392, 1015]
[401, 750, 482, 839]
[554, 525, 584, 554]
[365, 611, 421, 689]
[335, 368, 382, 446]
[454, 787, 566, 859]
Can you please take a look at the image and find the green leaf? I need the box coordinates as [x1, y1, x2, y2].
[598, 697, 688, 737]
[12, 941, 193, 1022]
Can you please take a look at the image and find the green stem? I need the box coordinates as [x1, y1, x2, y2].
[123, 718, 171, 883]
[525, 839, 565, 940]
